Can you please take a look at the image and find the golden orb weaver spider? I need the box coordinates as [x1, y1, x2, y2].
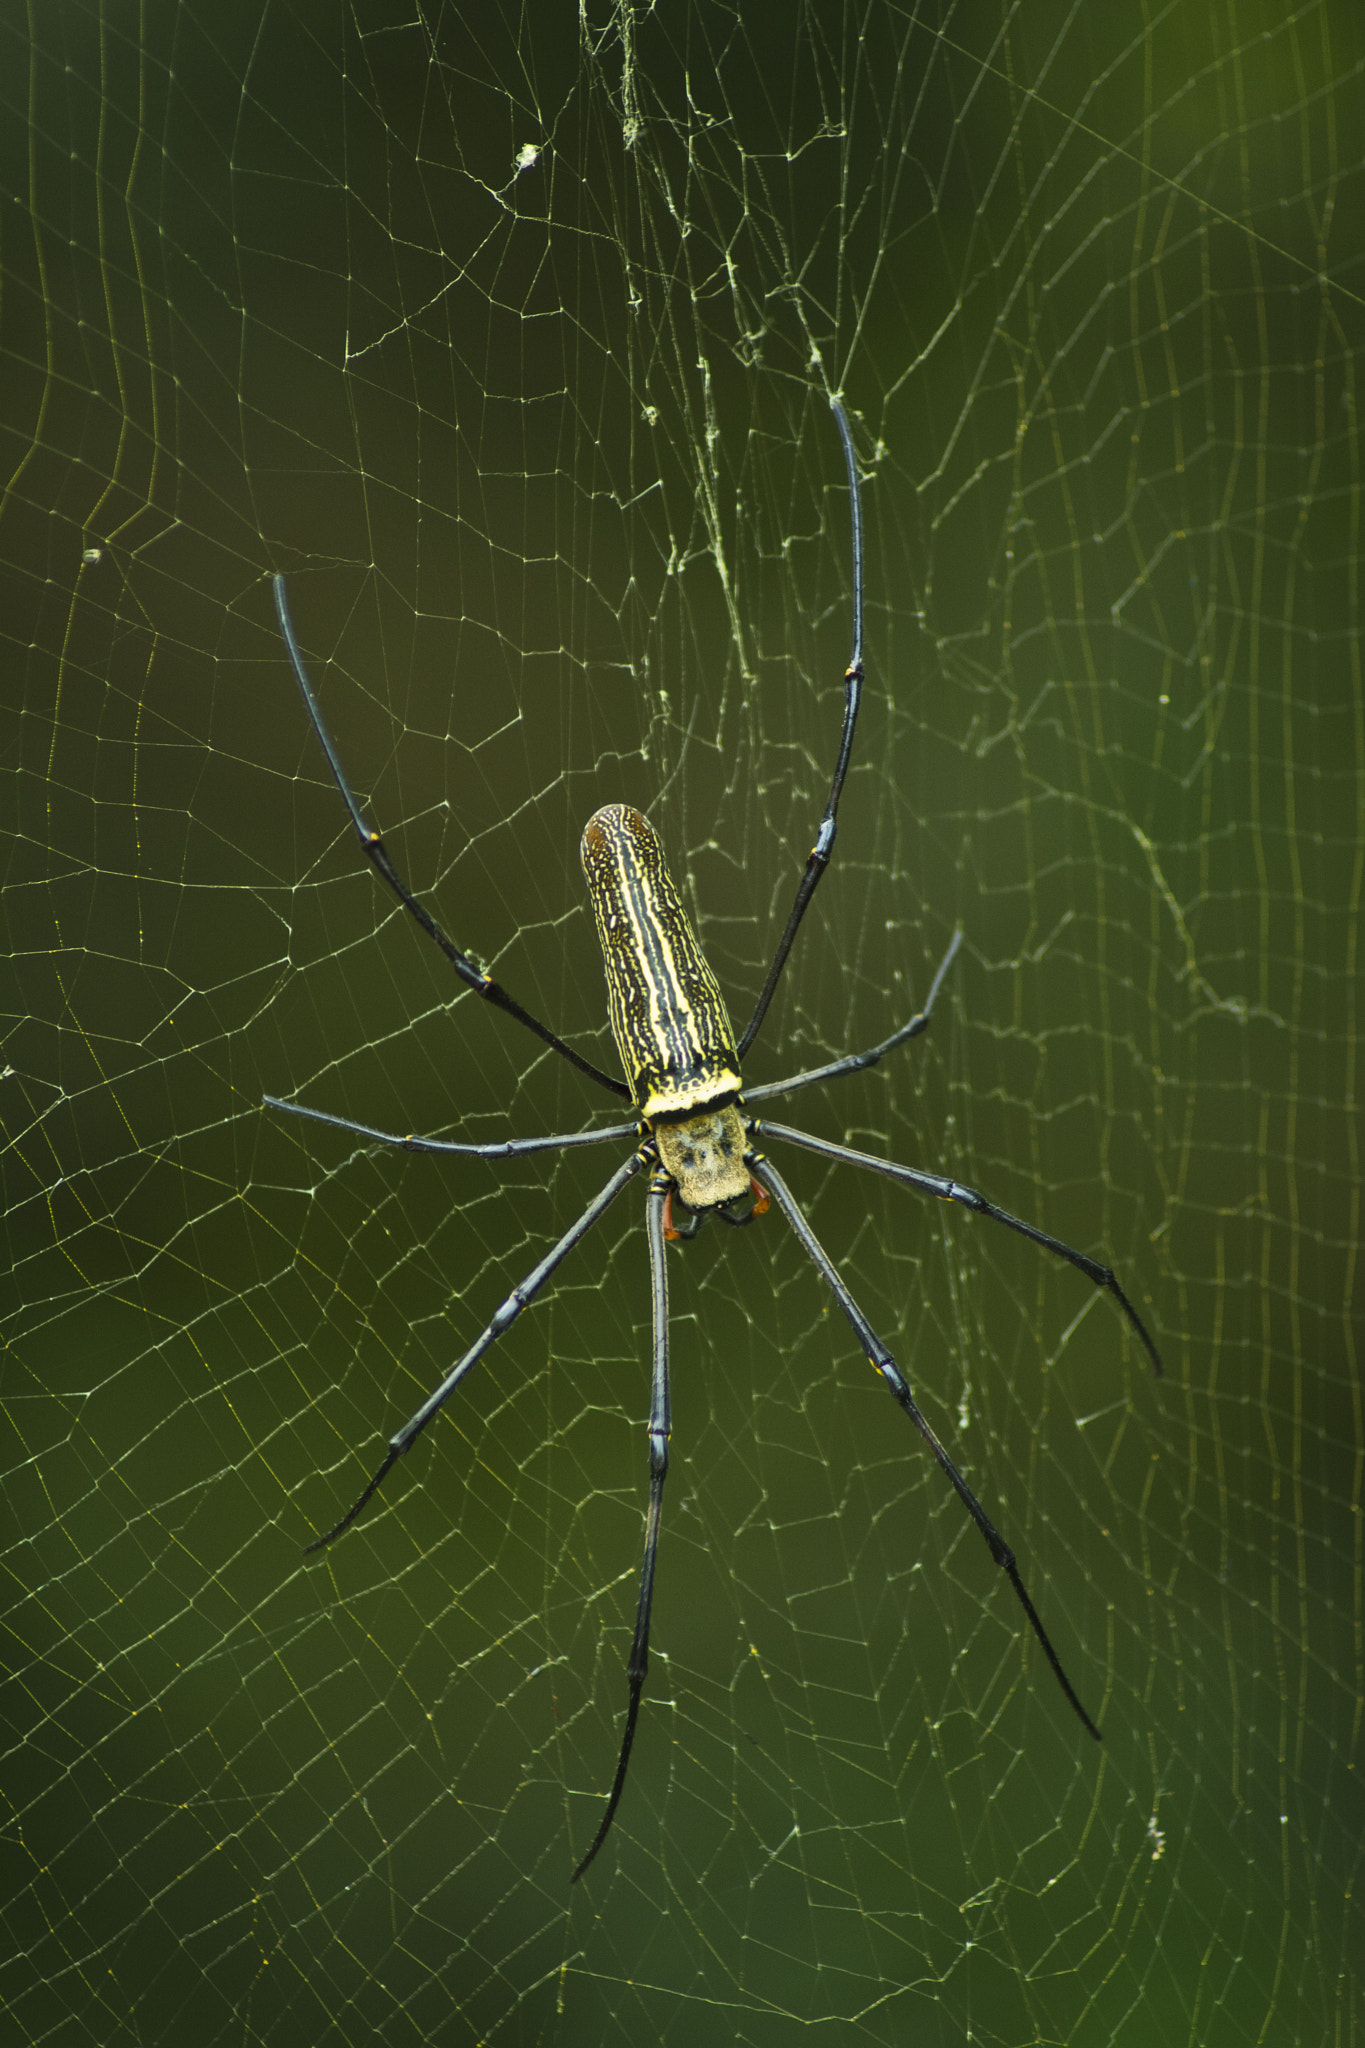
[268, 397, 1162, 1882]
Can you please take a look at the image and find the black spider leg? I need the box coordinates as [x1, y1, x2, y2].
[571, 1170, 672, 1882]
[757, 1121, 1163, 1377]
[265, 1093, 640, 1158]
[744, 928, 963, 1106]
[737, 395, 864, 1059]
[304, 1147, 646, 1553]
[755, 1153, 1103, 1742]
[273, 574, 629, 1101]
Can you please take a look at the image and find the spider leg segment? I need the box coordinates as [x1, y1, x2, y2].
[264, 1094, 640, 1158]
[743, 926, 964, 1105]
[756, 1120, 1163, 1377]
[737, 396, 865, 1059]
[571, 1173, 672, 1882]
[755, 1153, 1104, 1742]
[272, 575, 628, 1101]
[303, 1147, 647, 1553]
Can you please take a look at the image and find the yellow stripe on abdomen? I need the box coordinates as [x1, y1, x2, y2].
[580, 804, 742, 1121]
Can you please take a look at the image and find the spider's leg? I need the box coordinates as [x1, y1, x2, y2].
[757, 1121, 1163, 1376]
[738, 397, 864, 1059]
[265, 1094, 640, 1157]
[745, 927, 963, 1105]
[571, 1171, 671, 1881]
[304, 1146, 646, 1552]
[273, 575, 629, 1101]
[756, 1152, 1103, 1743]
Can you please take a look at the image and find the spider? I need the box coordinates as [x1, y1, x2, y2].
[267, 397, 1162, 1883]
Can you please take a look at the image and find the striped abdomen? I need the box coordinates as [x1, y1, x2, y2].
[581, 804, 741, 1119]
[581, 805, 751, 1215]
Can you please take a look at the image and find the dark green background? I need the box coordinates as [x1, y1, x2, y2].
[3, 2, 1359, 2041]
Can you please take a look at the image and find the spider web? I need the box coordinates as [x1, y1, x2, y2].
[3, 2, 1361, 2041]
